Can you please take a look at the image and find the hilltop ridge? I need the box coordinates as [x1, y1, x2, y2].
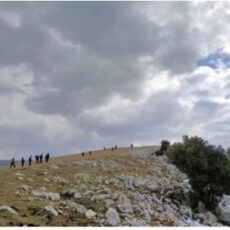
[0, 146, 224, 226]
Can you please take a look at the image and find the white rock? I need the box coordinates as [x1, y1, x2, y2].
[44, 178, 50, 182]
[18, 185, 31, 192]
[105, 208, 120, 226]
[203, 211, 218, 225]
[44, 205, 58, 216]
[0, 206, 18, 215]
[73, 192, 82, 199]
[216, 195, 230, 224]
[75, 204, 87, 214]
[47, 192, 60, 201]
[117, 194, 133, 213]
[85, 209, 97, 219]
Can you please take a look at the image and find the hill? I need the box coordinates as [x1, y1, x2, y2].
[0, 146, 225, 226]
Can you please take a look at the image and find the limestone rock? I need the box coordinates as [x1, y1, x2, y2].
[85, 209, 97, 219]
[105, 208, 120, 226]
[0, 206, 18, 215]
[216, 195, 230, 225]
[18, 185, 31, 192]
[44, 205, 58, 217]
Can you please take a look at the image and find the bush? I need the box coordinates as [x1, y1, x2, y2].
[167, 135, 230, 210]
[160, 140, 170, 152]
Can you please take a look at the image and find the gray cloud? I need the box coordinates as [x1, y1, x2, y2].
[0, 2, 230, 159]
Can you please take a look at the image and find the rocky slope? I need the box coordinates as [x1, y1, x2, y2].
[0, 146, 225, 226]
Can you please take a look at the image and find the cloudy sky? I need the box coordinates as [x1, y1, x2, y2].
[0, 1, 230, 159]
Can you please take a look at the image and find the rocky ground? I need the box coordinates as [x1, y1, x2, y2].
[0, 146, 226, 226]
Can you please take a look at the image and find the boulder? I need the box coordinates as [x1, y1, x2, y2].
[105, 208, 121, 226]
[74, 204, 87, 214]
[203, 211, 218, 225]
[85, 209, 97, 219]
[73, 193, 81, 199]
[18, 185, 31, 192]
[117, 194, 133, 214]
[44, 205, 58, 217]
[47, 192, 60, 201]
[61, 189, 79, 198]
[0, 206, 18, 215]
[216, 195, 230, 225]
[74, 173, 90, 183]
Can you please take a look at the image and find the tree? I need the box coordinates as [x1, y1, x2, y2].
[167, 135, 230, 210]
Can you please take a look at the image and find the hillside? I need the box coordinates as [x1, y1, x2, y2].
[0, 146, 223, 226]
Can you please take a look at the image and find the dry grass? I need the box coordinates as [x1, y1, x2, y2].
[0, 145, 159, 226]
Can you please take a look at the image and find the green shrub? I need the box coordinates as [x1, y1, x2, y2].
[166, 135, 230, 210]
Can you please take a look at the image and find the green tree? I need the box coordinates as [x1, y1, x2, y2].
[167, 135, 230, 210]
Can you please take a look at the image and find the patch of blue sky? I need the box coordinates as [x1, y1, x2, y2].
[197, 50, 230, 69]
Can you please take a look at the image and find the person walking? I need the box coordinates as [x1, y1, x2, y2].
[39, 154, 43, 163]
[10, 157, 16, 168]
[82, 152, 85, 157]
[21, 157, 25, 167]
[28, 155, 32, 166]
[45, 153, 50, 163]
[35, 155, 39, 164]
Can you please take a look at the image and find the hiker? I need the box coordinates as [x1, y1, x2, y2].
[21, 157, 25, 167]
[10, 157, 16, 168]
[45, 153, 50, 163]
[115, 145, 118, 150]
[82, 152, 85, 157]
[28, 155, 32, 166]
[89, 151, 92, 156]
[39, 154, 43, 163]
[112, 147, 114, 151]
[104, 147, 106, 150]
[35, 155, 39, 164]
[130, 144, 133, 148]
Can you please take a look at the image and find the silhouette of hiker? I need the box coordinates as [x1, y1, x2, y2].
[35, 155, 39, 164]
[130, 144, 133, 148]
[82, 152, 85, 157]
[45, 153, 50, 163]
[112, 147, 114, 151]
[29, 155, 32, 166]
[104, 147, 106, 150]
[39, 154, 43, 163]
[21, 157, 25, 167]
[10, 157, 16, 168]
[89, 151, 92, 156]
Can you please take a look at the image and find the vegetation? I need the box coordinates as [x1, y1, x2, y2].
[155, 140, 170, 156]
[166, 135, 230, 210]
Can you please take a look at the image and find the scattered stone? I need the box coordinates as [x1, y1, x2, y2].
[44, 178, 50, 182]
[47, 192, 60, 201]
[61, 189, 79, 198]
[85, 209, 97, 219]
[44, 205, 58, 217]
[74, 173, 90, 183]
[75, 204, 87, 214]
[53, 176, 68, 185]
[216, 195, 230, 225]
[203, 211, 218, 225]
[105, 208, 120, 226]
[117, 194, 133, 213]
[73, 193, 81, 199]
[0, 206, 18, 215]
[18, 185, 31, 192]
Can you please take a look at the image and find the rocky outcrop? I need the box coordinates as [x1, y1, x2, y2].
[105, 208, 120, 226]
[216, 195, 230, 225]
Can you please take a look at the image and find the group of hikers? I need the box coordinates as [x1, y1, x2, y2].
[10, 153, 50, 168]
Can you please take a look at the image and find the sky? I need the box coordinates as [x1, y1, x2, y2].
[0, 1, 230, 159]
